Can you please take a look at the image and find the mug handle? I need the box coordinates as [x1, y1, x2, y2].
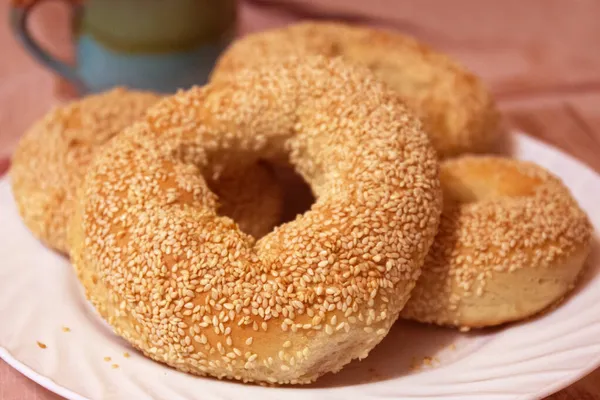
[9, 0, 86, 93]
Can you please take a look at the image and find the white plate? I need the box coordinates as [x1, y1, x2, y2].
[1, 132, 600, 400]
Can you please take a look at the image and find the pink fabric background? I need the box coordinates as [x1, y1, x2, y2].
[1, 0, 600, 399]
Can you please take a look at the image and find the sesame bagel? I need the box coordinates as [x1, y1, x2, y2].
[69, 57, 442, 384]
[10, 88, 281, 254]
[401, 156, 592, 329]
[212, 21, 500, 159]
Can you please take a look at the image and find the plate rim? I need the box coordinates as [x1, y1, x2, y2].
[0, 347, 88, 400]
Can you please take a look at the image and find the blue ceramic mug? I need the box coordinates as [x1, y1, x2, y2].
[10, 0, 237, 94]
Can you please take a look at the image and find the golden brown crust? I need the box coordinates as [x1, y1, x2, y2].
[401, 156, 593, 328]
[10, 88, 161, 253]
[212, 21, 500, 159]
[10, 88, 282, 254]
[69, 57, 442, 384]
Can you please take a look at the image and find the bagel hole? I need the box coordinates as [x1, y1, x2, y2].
[441, 164, 543, 204]
[273, 163, 316, 225]
[207, 162, 315, 239]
